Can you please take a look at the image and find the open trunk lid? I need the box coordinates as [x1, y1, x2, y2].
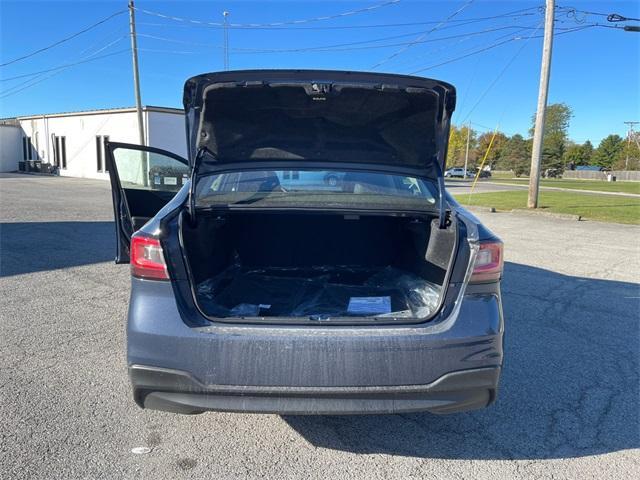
[182, 70, 456, 180]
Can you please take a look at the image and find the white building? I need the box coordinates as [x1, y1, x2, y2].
[0, 106, 186, 179]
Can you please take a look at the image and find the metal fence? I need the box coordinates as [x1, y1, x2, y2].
[562, 170, 640, 182]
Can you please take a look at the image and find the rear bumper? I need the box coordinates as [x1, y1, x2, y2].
[127, 279, 504, 414]
[130, 364, 500, 415]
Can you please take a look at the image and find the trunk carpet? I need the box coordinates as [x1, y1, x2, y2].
[196, 265, 440, 319]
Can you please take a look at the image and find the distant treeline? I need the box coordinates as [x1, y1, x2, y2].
[448, 103, 640, 175]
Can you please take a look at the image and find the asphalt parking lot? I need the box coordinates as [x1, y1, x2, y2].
[1, 173, 638, 479]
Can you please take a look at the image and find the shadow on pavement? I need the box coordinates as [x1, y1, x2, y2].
[0, 221, 115, 277]
[283, 262, 639, 460]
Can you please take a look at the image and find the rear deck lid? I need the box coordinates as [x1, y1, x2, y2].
[183, 70, 456, 179]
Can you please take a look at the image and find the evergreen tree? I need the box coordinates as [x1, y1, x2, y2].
[593, 135, 624, 169]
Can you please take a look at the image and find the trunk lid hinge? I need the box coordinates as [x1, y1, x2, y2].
[433, 161, 450, 229]
[188, 147, 215, 227]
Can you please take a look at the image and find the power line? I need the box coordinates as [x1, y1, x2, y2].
[371, 0, 475, 69]
[1, 29, 128, 97]
[138, 48, 203, 55]
[468, 121, 518, 136]
[253, 25, 546, 53]
[1, 34, 130, 99]
[409, 24, 595, 74]
[1, 38, 129, 82]
[136, 24, 547, 54]
[134, 6, 542, 30]
[0, 50, 130, 98]
[0, 10, 127, 67]
[388, 23, 537, 70]
[556, 5, 640, 22]
[458, 21, 544, 124]
[134, 22, 605, 57]
[135, 0, 401, 28]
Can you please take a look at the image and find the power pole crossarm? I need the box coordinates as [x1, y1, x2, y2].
[528, 0, 555, 209]
[129, 0, 145, 146]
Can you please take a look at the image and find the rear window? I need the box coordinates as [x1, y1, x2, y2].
[196, 170, 437, 210]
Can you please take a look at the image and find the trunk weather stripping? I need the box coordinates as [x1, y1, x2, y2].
[188, 147, 215, 227]
[433, 161, 450, 229]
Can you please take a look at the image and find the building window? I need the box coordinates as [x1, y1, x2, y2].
[53, 135, 67, 169]
[96, 136, 102, 171]
[54, 137, 60, 167]
[96, 135, 109, 172]
[60, 136, 67, 169]
[22, 137, 32, 160]
[51, 133, 58, 167]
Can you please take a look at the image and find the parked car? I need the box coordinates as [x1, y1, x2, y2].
[465, 168, 491, 179]
[106, 70, 504, 415]
[444, 167, 474, 178]
[277, 170, 345, 190]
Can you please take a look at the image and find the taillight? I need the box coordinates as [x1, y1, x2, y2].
[470, 241, 503, 283]
[130, 234, 169, 280]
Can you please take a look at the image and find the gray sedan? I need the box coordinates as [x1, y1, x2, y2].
[105, 70, 504, 415]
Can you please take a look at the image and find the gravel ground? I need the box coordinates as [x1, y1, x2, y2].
[1, 173, 638, 479]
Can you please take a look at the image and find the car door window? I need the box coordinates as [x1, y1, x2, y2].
[106, 142, 189, 263]
[113, 149, 189, 193]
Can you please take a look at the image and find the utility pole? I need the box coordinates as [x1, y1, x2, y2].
[223, 11, 230, 71]
[463, 122, 471, 179]
[129, 0, 145, 146]
[527, 0, 555, 209]
[623, 121, 639, 170]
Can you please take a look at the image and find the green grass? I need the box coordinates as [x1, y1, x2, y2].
[489, 178, 640, 194]
[455, 190, 640, 225]
[487, 171, 517, 180]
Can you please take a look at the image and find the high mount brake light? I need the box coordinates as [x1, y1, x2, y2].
[130, 234, 169, 280]
[470, 241, 503, 283]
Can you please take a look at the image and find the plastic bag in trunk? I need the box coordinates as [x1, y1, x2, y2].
[196, 264, 441, 319]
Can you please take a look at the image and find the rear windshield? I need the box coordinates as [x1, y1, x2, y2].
[196, 170, 437, 210]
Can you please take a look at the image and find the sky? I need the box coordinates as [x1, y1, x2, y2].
[1, 0, 638, 145]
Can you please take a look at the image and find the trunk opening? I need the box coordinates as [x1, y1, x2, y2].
[180, 210, 458, 324]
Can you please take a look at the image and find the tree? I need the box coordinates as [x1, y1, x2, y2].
[529, 103, 572, 137]
[529, 103, 572, 169]
[614, 132, 640, 170]
[476, 131, 508, 169]
[563, 141, 593, 168]
[503, 134, 530, 176]
[446, 124, 477, 167]
[582, 140, 594, 161]
[593, 134, 624, 169]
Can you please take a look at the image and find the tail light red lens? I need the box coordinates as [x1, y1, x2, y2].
[470, 241, 503, 283]
[130, 234, 169, 280]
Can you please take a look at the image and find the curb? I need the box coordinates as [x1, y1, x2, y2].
[486, 181, 640, 198]
[464, 206, 498, 214]
[513, 209, 582, 221]
[464, 205, 582, 221]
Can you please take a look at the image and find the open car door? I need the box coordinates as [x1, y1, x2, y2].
[105, 141, 189, 263]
